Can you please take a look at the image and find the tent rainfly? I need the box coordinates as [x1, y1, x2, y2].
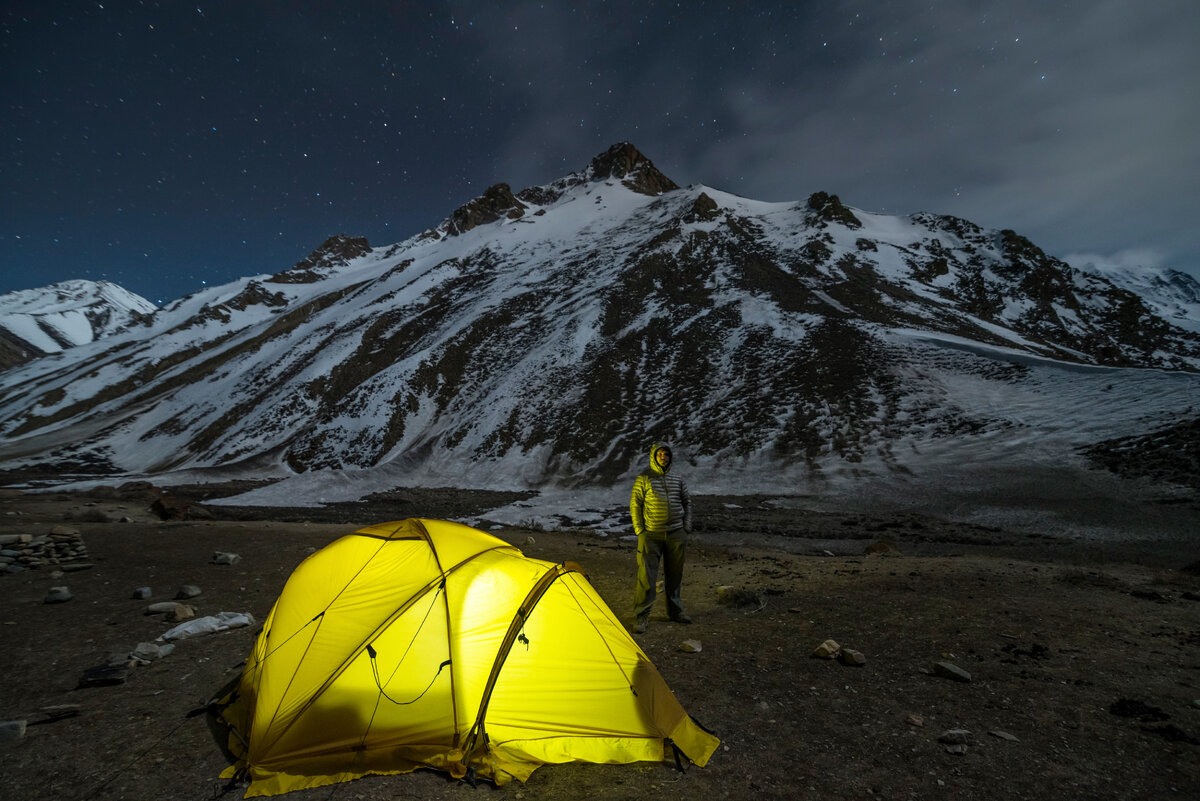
[215, 518, 719, 796]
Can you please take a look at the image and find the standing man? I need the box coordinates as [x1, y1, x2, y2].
[630, 442, 693, 634]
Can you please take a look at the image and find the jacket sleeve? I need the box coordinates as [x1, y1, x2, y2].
[680, 476, 692, 533]
[630, 476, 646, 537]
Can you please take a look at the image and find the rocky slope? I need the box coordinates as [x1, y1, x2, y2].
[0, 143, 1197, 491]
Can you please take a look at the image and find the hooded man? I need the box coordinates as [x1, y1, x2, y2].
[630, 442, 692, 634]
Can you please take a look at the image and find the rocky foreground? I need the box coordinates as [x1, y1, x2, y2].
[1, 484, 1199, 800]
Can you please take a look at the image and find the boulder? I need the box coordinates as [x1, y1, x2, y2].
[678, 639, 703, 653]
[175, 585, 202, 599]
[812, 639, 841, 659]
[132, 587, 152, 600]
[146, 602, 182, 615]
[839, 648, 867, 667]
[211, 551, 241, 565]
[166, 604, 196, 623]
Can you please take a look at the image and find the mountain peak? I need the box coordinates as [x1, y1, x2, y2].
[269, 235, 371, 283]
[588, 142, 678, 196]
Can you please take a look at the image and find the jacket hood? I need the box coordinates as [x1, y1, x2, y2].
[649, 442, 673, 474]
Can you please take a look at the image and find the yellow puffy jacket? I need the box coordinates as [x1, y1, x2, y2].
[630, 442, 691, 536]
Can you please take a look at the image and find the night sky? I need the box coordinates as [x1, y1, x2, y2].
[3, 1, 1198, 306]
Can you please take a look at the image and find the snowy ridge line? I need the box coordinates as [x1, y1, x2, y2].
[0, 143, 1197, 496]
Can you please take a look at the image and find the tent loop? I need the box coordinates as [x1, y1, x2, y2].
[664, 737, 689, 774]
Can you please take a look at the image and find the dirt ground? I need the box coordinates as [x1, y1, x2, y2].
[1, 482, 1198, 801]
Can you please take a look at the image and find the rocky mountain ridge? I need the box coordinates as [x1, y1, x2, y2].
[0, 280, 158, 370]
[1, 143, 1197, 492]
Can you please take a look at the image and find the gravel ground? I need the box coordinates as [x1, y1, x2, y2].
[1, 482, 1198, 801]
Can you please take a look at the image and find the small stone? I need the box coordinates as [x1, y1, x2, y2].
[211, 551, 241, 565]
[0, 720, 28, 744]
[132, 587, 153, 600]
[944, 744, 968, 756]
[175, 585, 202, 599]
[678, 639, 702, 653]
[933, 661, 972, 683]
[166, 604, 196, 623]
[839, 648, 867, 667]
[988, 730, 1019, 742]
[78, 664, 128, 687]
[38, 704, 81, 721]
[938, 729, 970, 745]
[812, 639, 841, 659]
[146, 602, 181, 615]
[906, 714, 925, 727]
[50, 525, 79, 536]
[44, 586, 73, 604]
[525, 536, 536, 546]
[1193, 700, 1200, 710]
[132, 642, 165, 662]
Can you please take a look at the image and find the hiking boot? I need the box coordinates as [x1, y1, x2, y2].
[671, 613, 693, 625]
[633, 615, 648, 634]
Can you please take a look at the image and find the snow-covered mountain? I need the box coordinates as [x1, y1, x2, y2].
[1, 143, 1197, 497]
[0, 279, 158, 369]
[1067, 259, 1200, 335]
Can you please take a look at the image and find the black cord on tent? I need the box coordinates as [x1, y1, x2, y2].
[369, 652, 452, 706]
[358, 581, 449, 749]
[664, 737, 688, 774]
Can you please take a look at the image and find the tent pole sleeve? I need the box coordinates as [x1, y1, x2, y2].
[461, 561, 585, 762]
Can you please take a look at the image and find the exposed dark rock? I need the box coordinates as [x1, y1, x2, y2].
[445, 183, 528, 236]
[1109, 699, 1170, 722]
[77, 664, 129, 688]
[1140, 724, 1200, 745]
[683, 192, 720, 223]
[270, 235, 371, 283]
[151, 496, 193, 521]
[1082, 417, 1200, 490]
[589, 142, 678, 196]
[515, 185, 563, 206]
[806, 191, 863, 229]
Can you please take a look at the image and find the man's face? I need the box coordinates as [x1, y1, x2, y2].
[655, 448, 672, 468]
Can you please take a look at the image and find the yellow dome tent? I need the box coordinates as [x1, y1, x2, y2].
[215, 518, 719, 796]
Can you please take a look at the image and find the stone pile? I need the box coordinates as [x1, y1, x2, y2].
[0, 527, 91, 574]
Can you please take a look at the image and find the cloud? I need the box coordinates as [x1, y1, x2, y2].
[1063, 247, 1168, 276]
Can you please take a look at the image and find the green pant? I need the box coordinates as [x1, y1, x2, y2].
[634, 529, 686, 619]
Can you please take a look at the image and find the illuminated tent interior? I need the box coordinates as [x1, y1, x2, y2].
[215, 518, 719, 796]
